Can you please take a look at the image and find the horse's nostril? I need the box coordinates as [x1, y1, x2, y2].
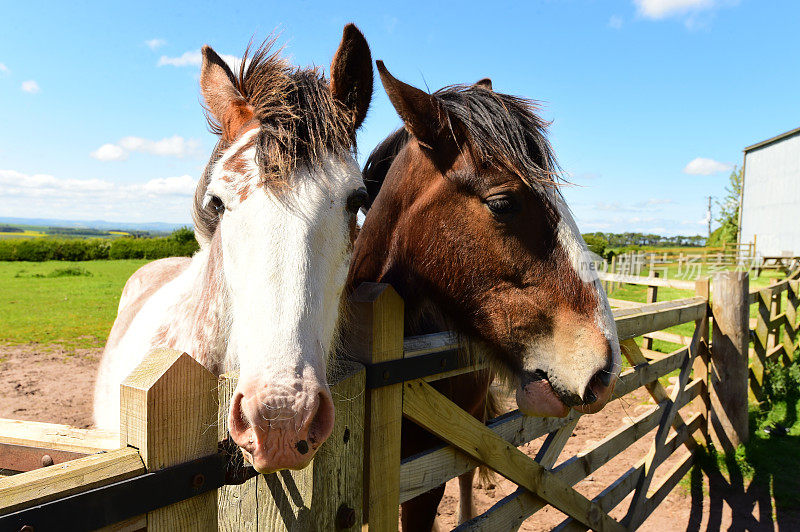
[597, 370, 612, 387]
[583, 386, 598, 405]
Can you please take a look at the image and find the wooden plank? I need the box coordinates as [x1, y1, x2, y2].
[598, 272, 696, 290]
[403, 379, 624, 532]
[120, 348, 218, 531]
[613, 297, 706, 340]
[535, 418, 580, 469]
[404, 331, 458, 357]
[423, 361, 489, 383]
[349, 283, 404, 532]
[606, 298, 642, 309]
[0, 447, 144, 514]
[645, 330, 692, 346]
[0, 418, 118, 455]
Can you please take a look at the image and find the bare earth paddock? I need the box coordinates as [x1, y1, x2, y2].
[2, 342, 797, 530]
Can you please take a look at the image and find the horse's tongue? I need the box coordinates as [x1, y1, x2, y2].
[515, 379, 570, 418]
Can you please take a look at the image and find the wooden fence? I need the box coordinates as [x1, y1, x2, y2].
[748, 271, 800, 404]
[1, 270, 794, 530]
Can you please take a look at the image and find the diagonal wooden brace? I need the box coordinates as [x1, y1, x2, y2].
[402, 379, 625, 532]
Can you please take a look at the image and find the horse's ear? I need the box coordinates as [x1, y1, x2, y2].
[200, 45, 252, 141]
[475, 78, 493, 91]
[330, 24, 373, 131]
[376, 61, 446, 150]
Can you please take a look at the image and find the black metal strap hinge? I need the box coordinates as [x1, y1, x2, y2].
[1, 450, 233, 531]
[364, 348, 472, 389]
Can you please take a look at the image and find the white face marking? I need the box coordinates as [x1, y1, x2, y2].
[520, 190, 620, 396]
[205, 130, 363, 390]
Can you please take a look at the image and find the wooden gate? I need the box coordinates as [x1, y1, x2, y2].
[354, 281, 712, 531]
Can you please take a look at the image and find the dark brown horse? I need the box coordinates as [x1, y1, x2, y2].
[347, 63, 621, 529]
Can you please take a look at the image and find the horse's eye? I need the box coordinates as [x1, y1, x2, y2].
[486, 195, 519, 219]
[209, 195, 225, 215]
[346, 187, 369, 214]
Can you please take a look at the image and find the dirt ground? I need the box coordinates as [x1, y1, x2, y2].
[1, 343, 796, 530]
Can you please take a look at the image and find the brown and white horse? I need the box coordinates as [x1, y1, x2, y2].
[94, 25, 373, 474]
[347, 63, 621, 529]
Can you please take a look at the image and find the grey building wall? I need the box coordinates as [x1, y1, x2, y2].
[740, 129, 800, 256]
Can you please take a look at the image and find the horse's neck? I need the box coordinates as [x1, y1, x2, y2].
[156, 244, 229, 374]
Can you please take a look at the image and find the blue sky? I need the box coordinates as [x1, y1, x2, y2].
[1, 0, 798, 234]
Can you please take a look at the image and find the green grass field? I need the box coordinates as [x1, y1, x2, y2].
[0, 260, 148, 349]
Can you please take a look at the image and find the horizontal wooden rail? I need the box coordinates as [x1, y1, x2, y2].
[645, 330, 692, 346]
[404, 331, 458, 358]
[399, 346, 692, 502]
[0, 447, 144, 514]
[607, 298, 642, 309]
[0, 418, 118, 455]
[614, 297, 706, 340]
[598, 272, 698, 290]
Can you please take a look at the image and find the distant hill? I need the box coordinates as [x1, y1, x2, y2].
[0, 217, 189, 233]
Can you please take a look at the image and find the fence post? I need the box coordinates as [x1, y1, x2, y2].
[609, 255, 617, 293]
[709, 271, 750, 452]
[349, 283, 404, 531]
[693, 278, 711, 444]
[642, 272, 660, 351]
[120, 348, 219, 531]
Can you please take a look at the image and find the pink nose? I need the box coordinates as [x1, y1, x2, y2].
[228, 383, 335, 473]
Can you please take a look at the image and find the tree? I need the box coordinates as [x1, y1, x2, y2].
[710, 166, 743, 246]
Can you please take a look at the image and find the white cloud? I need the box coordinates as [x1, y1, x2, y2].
[634, 0, 715, 19]
[91, 135, 200, 161]
[683, 157, 732, 175]
[158, 49, 240, 69]
[90, 144, 128, 161]
[634, 0, 738, 28]
[594, 198, 674, 212]
[141, 175, 197, 195]
[0, 169, 197, 223]
[645, 198, 674, 206]
[608, 15, 624, 29]
[21, 80, 40, 93]
[145, 38, 166, 50]
[120, 135, 200, 158]
[0, 63, 8, 75]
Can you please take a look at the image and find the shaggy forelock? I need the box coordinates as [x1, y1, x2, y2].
[194, 39, 357, 246]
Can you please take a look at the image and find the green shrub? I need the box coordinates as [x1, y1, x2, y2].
[0, 233, 198, 262]
[583, 235, 608, 258]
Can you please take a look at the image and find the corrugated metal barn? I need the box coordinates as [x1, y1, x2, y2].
[739, 126, 800, 256]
